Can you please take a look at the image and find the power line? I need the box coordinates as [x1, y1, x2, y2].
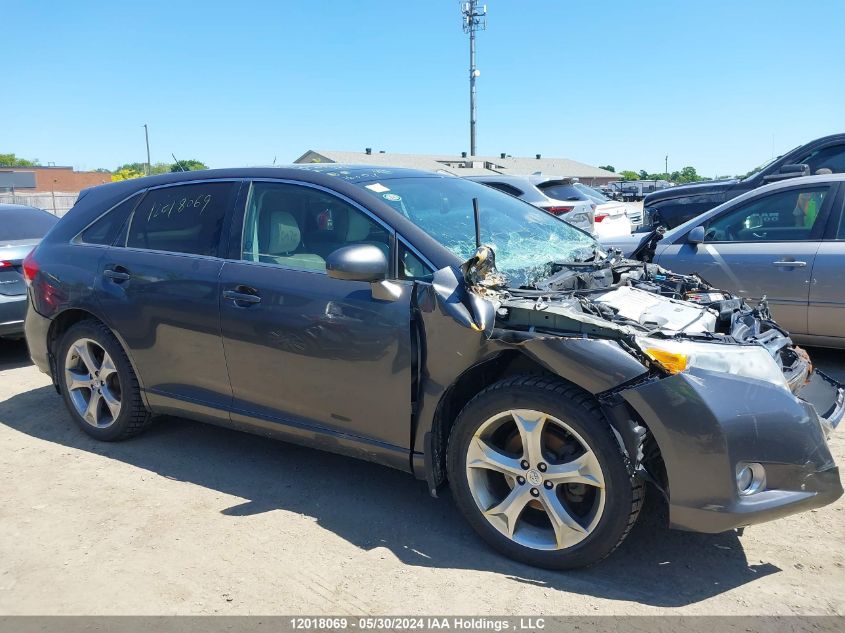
[461, 1, 487, 157]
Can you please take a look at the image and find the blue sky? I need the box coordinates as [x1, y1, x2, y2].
[6, 0, 843, 176]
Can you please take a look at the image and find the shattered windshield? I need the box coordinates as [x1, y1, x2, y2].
[355, 176, 597, 287]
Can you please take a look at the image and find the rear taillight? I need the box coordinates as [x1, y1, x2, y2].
[545, 206, 574, 216]
[22, 250, 39, 286]
[0, 260, 12, 269]
[595, 213, 609, 223]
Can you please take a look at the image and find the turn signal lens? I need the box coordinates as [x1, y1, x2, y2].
[643, 347, 688, 374]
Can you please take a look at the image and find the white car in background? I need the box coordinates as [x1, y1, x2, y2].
[466, 175, 596, 234]
[572, 182, 635, 237]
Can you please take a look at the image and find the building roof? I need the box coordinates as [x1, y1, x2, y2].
[294, 149, 618, 180]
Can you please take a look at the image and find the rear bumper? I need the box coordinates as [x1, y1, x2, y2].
[23, 297, 52, 376]
[0, 293, 27, 337]
[621, 368, 843, 533]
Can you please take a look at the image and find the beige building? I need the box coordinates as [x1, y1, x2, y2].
[294, 149, 619, 186]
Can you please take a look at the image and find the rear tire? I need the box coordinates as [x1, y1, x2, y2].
[447, 375, 643, 569]
[57, 319, 152, 441]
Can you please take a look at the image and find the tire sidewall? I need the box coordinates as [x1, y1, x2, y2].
[447, 380, 635, 569]
[58, 321, 139, 441]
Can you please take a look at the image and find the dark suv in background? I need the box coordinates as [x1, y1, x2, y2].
[643, 133, 845, 229]
[22, 166, 843, 569]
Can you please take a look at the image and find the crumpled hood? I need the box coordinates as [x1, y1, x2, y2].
[446, 246, 812, 394]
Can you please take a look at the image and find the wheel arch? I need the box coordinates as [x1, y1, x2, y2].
[422, 347, 667, 504]
[424, 349, 615, 493]
[47, 308, 147, 399]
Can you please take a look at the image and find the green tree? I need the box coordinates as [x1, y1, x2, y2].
[170, 159, 208, 172]
[619, 170, 639, 181]
[111, 166, 146, 182]
[598, 165, 615, 173]
[0, 153, 40, 167]
[674, 166, 703, 183]
[114, 162, 147, 174]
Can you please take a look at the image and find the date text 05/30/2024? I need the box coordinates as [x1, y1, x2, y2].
[289, 617, 546, 630]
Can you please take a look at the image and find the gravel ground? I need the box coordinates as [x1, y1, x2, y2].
[0, 338, 842, 616]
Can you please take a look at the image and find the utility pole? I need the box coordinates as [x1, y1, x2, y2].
[664, 154, 668, 178]
[461, 1, 487, 157]
[143, 124, 151, 176]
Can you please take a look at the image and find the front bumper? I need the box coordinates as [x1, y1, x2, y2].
[621, 368, 843, 533]
[0, 293, 27, 337]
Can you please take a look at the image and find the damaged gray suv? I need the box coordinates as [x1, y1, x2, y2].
[24, 165, 843, 569]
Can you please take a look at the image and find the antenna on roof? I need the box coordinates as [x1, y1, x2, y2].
[171, 153, 186, 172]
[272, 156, 277, 165]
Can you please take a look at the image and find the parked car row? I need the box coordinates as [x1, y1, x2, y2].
[21, 165, 843, 570]
[466, 175, 635, 237]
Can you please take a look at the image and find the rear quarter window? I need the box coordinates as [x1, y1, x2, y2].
[482, 182, 524, 197]
[126, 182, 236, 256]
[78, 194, 141, 246]
[536, 183, 587, 202]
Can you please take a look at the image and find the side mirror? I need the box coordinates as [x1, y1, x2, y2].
[687, 225, 705, 244]
[326, 244, 388, 282]
[781, 163, 810, 175]
[763, 163, 810, 182]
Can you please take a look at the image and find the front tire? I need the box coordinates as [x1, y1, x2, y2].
[447, 375, 643, 569]
[58, 319, 152, 441]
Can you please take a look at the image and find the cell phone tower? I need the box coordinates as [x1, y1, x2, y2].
[461, 1, 487, 157]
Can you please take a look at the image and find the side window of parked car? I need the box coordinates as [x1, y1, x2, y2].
[126, 182, 235, 256]
[798, 144, 845, 174]
[483, 182, 524, 197]
[241, 182, 391, 272]
[704, 187, 830, 243]
[78, 194, 141, 246]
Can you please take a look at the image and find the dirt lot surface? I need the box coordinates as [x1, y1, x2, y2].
[0, 338, 843, 616]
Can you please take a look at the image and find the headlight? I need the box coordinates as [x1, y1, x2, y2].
[635, 336, 790, 391]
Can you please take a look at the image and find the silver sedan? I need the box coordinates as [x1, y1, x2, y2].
[602, 174, 845, 348]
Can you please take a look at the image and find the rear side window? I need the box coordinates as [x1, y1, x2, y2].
[78, 194, 140, 245]
[127, 182, 235, 256]
[536, 183, 586, 202]
[0, 208, 58, 241]
[482, 182, 524, 197]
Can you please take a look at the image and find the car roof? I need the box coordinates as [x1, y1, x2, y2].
[0, 203, 46, 212]
[467, 174, 577, 186]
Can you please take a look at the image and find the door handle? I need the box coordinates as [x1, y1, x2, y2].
[223, 288, 261, 305]
[103, 267, 131, 282]
[772, 260, 807, 267]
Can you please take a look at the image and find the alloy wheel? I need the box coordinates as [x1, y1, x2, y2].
[465, 409, 606, 551]
[64, 338, 122, 428]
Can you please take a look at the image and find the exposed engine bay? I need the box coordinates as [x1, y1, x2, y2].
[460, 245, 812, 393]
